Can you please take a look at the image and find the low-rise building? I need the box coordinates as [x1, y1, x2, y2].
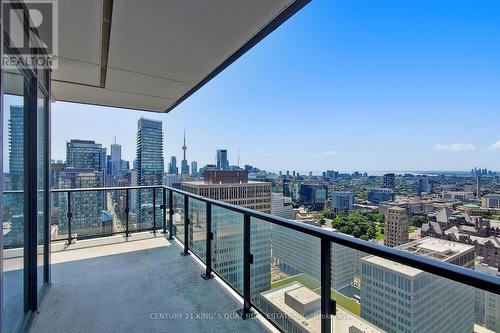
[367, 188, 395, 204]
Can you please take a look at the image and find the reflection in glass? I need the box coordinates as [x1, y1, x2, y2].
[2, 69, 26, 333]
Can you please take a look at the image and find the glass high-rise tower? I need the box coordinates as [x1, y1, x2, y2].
[136, 117, 164, 225]
[216, 149, 229, 170]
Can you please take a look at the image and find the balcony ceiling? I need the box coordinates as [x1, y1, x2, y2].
[51, 0, 309, 112]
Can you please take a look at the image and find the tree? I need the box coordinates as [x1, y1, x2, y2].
[409, 215, 426, 227]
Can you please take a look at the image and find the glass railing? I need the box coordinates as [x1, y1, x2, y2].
[6, 185, 499, 333]
[165, 186, 500, 333]
[49, 186, 168, 243]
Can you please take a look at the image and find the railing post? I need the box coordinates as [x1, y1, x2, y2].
[181, 194, 190, 256]
[125, 189, 130, 238]
[238, 214, 254, 319]
[66, 191, 73, 244]
[168, 189, 173, 240]
[201, 202, 213, 280]
[152, 188, 157, 234]
[162, 187, 167, 234]
[321, 238, 334, 333]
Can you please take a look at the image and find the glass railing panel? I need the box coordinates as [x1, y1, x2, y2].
[69, 190, 108, 238]
[106, 188, 128, 234]
[211, 205, 244, 296]
[131, 188, 155, 232]
[250, 217, 322, 333]
[325, 238, 499, 333]
[172, 192, 185, 242]
[50, 191, 69, 241]
[153, 188, 164, 231]
[188, 197, 207, 262]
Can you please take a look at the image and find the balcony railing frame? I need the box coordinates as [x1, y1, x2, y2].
[5, 184, 498, 333]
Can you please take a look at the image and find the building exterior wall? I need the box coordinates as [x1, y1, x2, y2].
[361, 238, 476, 333]
[384, 207, 409, 247]
[332, 192, 355, 212]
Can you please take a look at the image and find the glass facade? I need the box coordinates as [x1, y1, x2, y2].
[1, 7, 51, 330]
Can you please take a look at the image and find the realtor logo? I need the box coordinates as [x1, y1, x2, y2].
[3, 0, 58, 69]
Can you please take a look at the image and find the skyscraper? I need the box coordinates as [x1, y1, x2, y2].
[190, 161, 198, 176]
[216, 149, 229, 170]
[181, 130, 189, 175]
[168, 156, 178, 174]
[136, 118, 164, 225]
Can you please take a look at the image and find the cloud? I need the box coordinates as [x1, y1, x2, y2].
[311, 150, 336, 159]
[433, 143, 475, 152]
[488, 140, 500, 151]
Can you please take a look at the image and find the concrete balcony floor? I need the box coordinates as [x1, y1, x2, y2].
[31, 234, 269, 333]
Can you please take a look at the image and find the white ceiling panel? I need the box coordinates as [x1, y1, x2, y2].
[51, 0, 307, 112]
[106, 68, 193, 100]
[52, 0, 101, 85]
[52, 81, 175, 112]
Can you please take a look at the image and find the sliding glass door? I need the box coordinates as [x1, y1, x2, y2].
[2, 67, 28, 333]
[1, 5, 51, 329]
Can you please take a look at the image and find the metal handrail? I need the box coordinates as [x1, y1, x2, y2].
[4, 185, 500, 296]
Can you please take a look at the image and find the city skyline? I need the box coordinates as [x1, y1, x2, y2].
[5, 0, 500, 173]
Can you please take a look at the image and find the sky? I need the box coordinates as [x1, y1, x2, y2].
[5, 0, 500, 173]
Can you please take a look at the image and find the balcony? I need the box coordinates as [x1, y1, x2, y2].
[4, 185, 499, 333]
[30, 235, 267, 333]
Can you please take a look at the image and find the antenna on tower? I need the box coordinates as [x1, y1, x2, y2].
[114, 135, 116, 144]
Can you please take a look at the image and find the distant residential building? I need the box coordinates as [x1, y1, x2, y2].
[384, 206, 409, 247]
[271, 193, 293, 219]
[136, 118, 164, 225]
[190, 161, 198, 176]
[331, 191, 355, 212]
[482, 194, 500, 208]
[168, 156, 178, 174]
[367, 188, 395, 204]
[361, 237, 475, 333]
[216, 149, 229, 170]
[382, 173, 395, 189]
[66, 139, 105, 171]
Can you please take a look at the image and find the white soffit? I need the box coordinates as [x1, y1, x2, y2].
[51, 0, 307, 113]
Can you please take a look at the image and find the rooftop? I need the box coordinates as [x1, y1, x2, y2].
[363, 237, 475, 277]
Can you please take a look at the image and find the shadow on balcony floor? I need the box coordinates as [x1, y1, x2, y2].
[31, 235, 267, 333]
